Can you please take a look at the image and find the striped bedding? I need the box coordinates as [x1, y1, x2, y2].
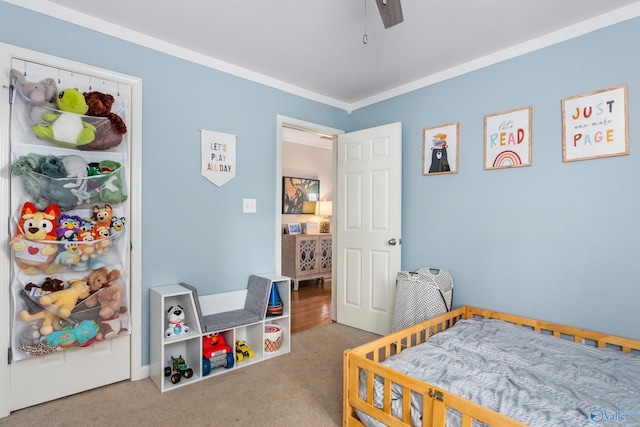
[358, 318, 640, 426]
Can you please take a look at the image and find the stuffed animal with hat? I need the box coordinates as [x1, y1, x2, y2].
[10, 68, 58, 125]
[32, 88, 96, 148]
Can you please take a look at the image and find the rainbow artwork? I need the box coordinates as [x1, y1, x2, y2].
[484, 106, 531, 169]
[492, 150, 522, 168]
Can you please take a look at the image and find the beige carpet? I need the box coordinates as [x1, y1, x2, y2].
[1, 323, 379, 427]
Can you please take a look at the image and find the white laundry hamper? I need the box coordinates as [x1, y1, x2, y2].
[391, 267, 454, 333]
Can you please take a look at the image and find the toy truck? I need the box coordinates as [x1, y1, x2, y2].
[235, 340, 254, 362]
[202, 333, 234, 374]
[164, 355, 193, 384]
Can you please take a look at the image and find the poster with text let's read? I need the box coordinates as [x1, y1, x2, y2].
[562, 85, 628, 162]
[484, 106, 532, 170]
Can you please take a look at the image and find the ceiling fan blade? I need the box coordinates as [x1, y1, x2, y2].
[375, 0, 404, 29]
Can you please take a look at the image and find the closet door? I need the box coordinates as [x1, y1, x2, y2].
[0, 45, 142, 412]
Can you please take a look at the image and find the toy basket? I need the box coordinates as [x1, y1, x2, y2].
[264, 324, 282, 352]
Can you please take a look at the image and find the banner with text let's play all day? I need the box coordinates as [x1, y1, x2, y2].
[201, 129, 236, 187]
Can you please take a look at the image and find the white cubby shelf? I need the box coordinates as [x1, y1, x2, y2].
[150, 274, 291, 392]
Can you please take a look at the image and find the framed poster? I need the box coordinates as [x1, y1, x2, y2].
[562, 85, 628, 162]
[423, 122, 459, 175]
[484, 106, 532, 170]
[282, 177, 319, 214]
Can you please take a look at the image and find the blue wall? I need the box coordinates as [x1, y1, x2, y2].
[2, 2, 639, 369]
[0, 2, 350, 366]
[351, 18, 640, 341]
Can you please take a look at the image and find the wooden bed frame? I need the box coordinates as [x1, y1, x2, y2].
[343, 305, 640, 427]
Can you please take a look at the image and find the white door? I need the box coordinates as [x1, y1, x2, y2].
[336, 122, 402, 336]
[0, 44, 142, 413]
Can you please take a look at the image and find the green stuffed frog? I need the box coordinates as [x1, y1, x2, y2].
[32, 88, 96, 148]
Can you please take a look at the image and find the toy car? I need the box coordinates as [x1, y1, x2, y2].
[164, 355, 193, 384]
[202, 333, 234, 372]
[235, 340, 254, 362]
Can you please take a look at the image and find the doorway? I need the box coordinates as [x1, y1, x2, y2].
[275, 115, 343, 331]
[291, 278, 332, 333]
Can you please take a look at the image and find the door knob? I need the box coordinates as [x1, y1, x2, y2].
[388, 238, 397, 246]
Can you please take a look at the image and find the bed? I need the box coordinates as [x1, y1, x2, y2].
[343, 306, 640, 427]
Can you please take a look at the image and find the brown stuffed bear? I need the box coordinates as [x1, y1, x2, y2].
[87, 267, 120, 293]
[95, 284, 124, 319]
[79, 91, 127, 151]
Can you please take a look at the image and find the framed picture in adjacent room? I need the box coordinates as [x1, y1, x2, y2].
[423, 122, 459, 175]
[287, 223, 302, 235]
[562, 84, 629, 162]
[484, 106, 532, 170]
[282, 176, 320, 214]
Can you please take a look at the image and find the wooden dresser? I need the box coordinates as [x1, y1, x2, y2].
[281, 234, 332, 290]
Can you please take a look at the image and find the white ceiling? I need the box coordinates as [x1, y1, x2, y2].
[7, 0, 640, 110]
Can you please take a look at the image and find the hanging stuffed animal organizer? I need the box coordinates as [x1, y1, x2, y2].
[8, 67, 131, 360]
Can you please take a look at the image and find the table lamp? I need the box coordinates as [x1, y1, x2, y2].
[316, 200, 332, 233]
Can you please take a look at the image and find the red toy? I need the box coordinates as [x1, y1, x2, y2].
[203, 332, 231, 358]
[202, 333, 234, 370]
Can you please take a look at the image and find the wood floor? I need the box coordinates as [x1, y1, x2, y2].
[290, 277, 333, 334]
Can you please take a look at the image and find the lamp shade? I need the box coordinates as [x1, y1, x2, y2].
[315, 200, 332, 217]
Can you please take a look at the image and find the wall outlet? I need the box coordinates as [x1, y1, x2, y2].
[243, 198, 256, 213]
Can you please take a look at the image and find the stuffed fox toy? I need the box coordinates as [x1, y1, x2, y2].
[11, 202, 60, 275]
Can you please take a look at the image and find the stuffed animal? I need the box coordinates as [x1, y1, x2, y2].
[44, 320, 100, 347]
[94, 284, 124, 319]
[97, 307, 128, 340]
[78, 217, 98, 262]
[18, 323, 44, 347]
[80, 91, 127, 151]
[39, 279, 91, 319]
[83, 160, 127, 204]
[11, 154, 88, 211]
[19, 303, 63, 336]
[165, 305, 189, 337]
[32, 88, 96, 148]
[39, 155, 81, 211]
[11, 154, 67, 210]
[95, 224, 112, 254]
[56, 213, 82, 241]
[85, 267, 121, 297]
[98, 160, 127, 203]
[93, 204, 113, 229]
[72, 217, 104, 271]
[60, 155, 90, 204]
[11, 202, 60, 275]
[54, 241, 82, 269]
[25, 277, 65, 295]
[19, 341, 59, 356]
[10, 68, 58, 125]
[110, 216, 125, 235]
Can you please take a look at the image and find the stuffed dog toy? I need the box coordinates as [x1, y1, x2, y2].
[165, 305, 189, 337]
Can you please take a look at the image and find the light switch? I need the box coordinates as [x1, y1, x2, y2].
[243, 198, 256, 213]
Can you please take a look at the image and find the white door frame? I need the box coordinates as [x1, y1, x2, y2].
[275, 115, 343, 317]
[0, 42, 143, 418]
